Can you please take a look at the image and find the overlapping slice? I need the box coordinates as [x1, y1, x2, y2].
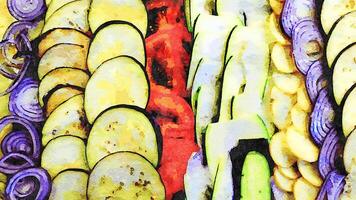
[45, 0, 78, 20]
[38, 67, 89, 106]
[87, 152, 165, 200]
[342, 85, 356, 137]
[42, 0, 90, 33]
[86, 105, 161, 169]
[41, 136, 89, 178]
[42, 94, 88, 146]
[88, 0, 147, 36]
[38, 28, 90, 57]
[38, 43, 88, 80]
[84, 56, 149, 124]
[87, 21, 146, 74]
[184, 0, 215, 32]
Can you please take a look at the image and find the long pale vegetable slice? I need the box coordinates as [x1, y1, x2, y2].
[84, 56, 149, 124]
[342, 85, 356, 137]
[184, 0, 214, 32]
[45, 0, 78, 20]
[86, 105, 161, 169]
[87, 152, 165, 200]
[87, 21, 146, 74]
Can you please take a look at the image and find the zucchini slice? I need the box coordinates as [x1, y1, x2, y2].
[332, 43, 356, 105]
[87, 21, 146, 74]
[205, 115, 268, 179]
[87, 152, 165, 200]
[38, 67, 89, 106]
[342, 85, 356, 137]
[86, 105, 161, 169]
[44, 86, 83, 117]
[327, 11, 356, 66]
[321, 0, 356, 34]
[344, 130, 356, 173]
[84, 56, 149, 124]
[38, 28, 90, 57]
[211, 154, 234, 200]
[49, 170, 88, 200]
[88, 0, 148, 36]
[38, 43, 88, 80]
[41, 0, 90, 34]
[42, 94, 89, 146]
[45, 0, 78, 21]
[185, 0, 215, 32]
[41, 136, 89, 178]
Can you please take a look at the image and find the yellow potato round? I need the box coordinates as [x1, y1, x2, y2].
[293, 178, 319, 200]
[270, 131, 297, 167]
[274, 167, 296, 192]
[286, 127, 319, 162]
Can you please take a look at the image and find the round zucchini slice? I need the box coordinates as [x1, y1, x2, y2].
[84, 56, 149, 124]
[87, 21, 146, 74]
[87, 152, 165, 200]
[342, 86, 356, 137]
[49, 170, 88, 200]
[86, 105, 161, 169]
[41, 136, 89, 178]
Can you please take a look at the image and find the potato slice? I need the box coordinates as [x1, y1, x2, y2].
[45, 0, 78, 20]
[38, 43, 88, 80]
[269, 0, 285, 15]
[269, 13, 289, 45]
[271, 99, 293, 130]
[42, 95, 89, 146]
[274, 167, 296, 192]
[279, 166, 300, 180]
[42, 0, 90, 34]
[45, 86, 83, 117]
[297, 160, 322, 187]
[41, 136, 89, 178]
[38, 28, 90, 57]
[38, 67, 89, 106]
[88, 0, 148, 36]
[293, 178, 319, 200]
[296, 85, 311, 112]
[271, 43, 297, 73]
[49, 170, 88, 200]
[291, 105, 308, 134]
[270, 131, 297, 167]
[286, 127, 319, 162]
[344, 130, 356, 173]
[87, 21, 145, 74]
[272, 72, 302, 94]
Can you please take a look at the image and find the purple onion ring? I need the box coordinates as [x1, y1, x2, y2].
[306, 61, 327, 103]
[5, 168, 51, 200]
[316, 170, 345, 200]
[0, 153, 35, 174]
[309, 88, 335, 146]
[292, 19, 324, 75]
[2, 131, 33, 156]
[9, 78, 44, 122]
[318, 128, 341, 179]
[7, 0, 46, 21]
[281, 0, 316, 37]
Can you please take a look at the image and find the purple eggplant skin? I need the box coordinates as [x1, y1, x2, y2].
[309, 88, 335, 146]
[318, 128, 343, 179]
[281, 0, 316, 38]
[292, 18, 324, 75]
[316, 170, 345, 200]
[306, 61, 327, 103]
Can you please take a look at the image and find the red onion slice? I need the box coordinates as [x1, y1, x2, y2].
[9, 78, 44, 122]
[309, 88, 335, 146]
[306, 61, 327, 103]
[292, 19, 324, 75]
[316, 170, 345, 200]
[5, 168, 51, 200]
[281, 0, 316, 37]
[0, 115, 40, 161]
[7, 0, 46, 21]
[0, 153, 34, 174]
[0, 58, 30, 96]
[2, 131, 33, 157]
[318, 128, 342, 179]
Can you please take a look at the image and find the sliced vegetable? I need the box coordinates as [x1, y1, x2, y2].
[271, 178, 294, 200]
[45, 0, 77, 20]
[269, 0, 284, 15]
[344, 130, 356, 173]
[42, 94, 88, 146]
[38, 67, 89, 106]
[9, 78, 43, 122]
[306, 61, 326, 103]
[272, 72, 301, 95]
[88, 0, 148, 36]
[184, 0, 214, 32]
[84, 56, 149, 124]
[269, 13, 290, 46]
[291, 105, 308, 133]
[274, 167, 295, 192]
[297, 160, 322, 187]
[327, 11, 356, 66]
[38, 28, 90, 57]
[270, 131, 297, 168]
[38, 43, 88, 80]
[211, 154, 233, 200]
[41, 136, 89, 178]
[340, 161, 356, 200]
[310, 88, 335, 145]
[293, 177, 319, 200]
[297, 84, 312, 112]
[270, 87, 295, 130]
[7, 0, 46, 21]
[87, 151, 165, 200]
[292, 19, 324, 75]
[87, 21, 146, 74]
[49, 170, 88, 200]
[279, 166, 300, 180]
[317, 170, 345, 200]
[271, 44, 297, 75]
[42, 0, 90, 34]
